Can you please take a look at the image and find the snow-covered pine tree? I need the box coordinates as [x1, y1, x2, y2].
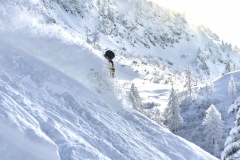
[152, 108, 163, 125]
[97, 0, 101, 8]
[185, 66, 196, 99]
[228, 75, 236, 103]
[205, 81, 215, 104]
[129, 83, 143, 112]
[222, 97, 240, 160]
[202, 104, 224, 157]
[92, 31, 100, 48]
[164, 85, 183, 133]
[100, 0, 106, 15]
[107, 5, 115, 22]
[225, 62, 231, 73]
[85, 27, 91, 43]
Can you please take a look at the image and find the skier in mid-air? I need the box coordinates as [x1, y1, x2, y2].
[104, 50, 115, 77]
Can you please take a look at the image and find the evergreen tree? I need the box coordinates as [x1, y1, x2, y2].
[85, 27, 91, 43]
[185, 66, 196, 99]
[92, 31, 100, 48]
[100, 0, 106, 15]
[205, 81, 215, 104]
[164, 86, 183, 133]
[222, 97, 240, 160]
[97, 0, 101, 8]
[202, 104, 224, 156]
[153, 108, 163, 125]
[225, 62, 231, 73]
[228, 75, 236, 103]
[129, 83, 143, 112]
[107, 5, 115, 22]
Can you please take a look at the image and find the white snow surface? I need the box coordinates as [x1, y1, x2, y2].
[0, 31, 218, 160]
[0, 0, 228, 159]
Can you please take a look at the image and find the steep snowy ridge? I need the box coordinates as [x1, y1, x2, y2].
[0, 31, 218, 159]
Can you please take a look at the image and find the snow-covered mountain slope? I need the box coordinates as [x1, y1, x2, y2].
[0, 30, 218, 159]
[1, 0, 239, 159]
[1, 0, 240, 84]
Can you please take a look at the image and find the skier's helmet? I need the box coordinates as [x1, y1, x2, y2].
[104, 50, 115, 60]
